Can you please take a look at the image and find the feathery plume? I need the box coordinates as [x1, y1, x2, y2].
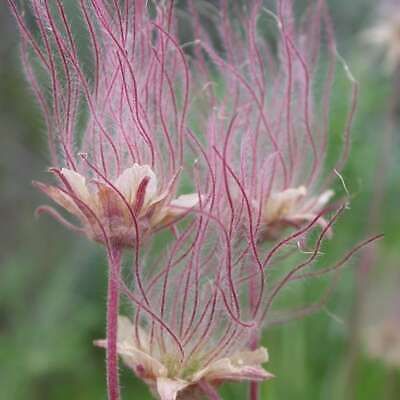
[95, 208, 274, 400]
[189, 0, 355, 245]
[8, 2, 200, 399]
[10, 0, 198, 248]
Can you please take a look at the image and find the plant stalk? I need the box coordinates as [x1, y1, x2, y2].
[106, 246, 122, 400]
[250, 381, 260, 400]
[249, 330, 260, 400]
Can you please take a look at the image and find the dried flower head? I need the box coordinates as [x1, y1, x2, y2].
[8, 2, 201, 400]
[91, 201, 277, 399]
[8, 1, 374, 400]
[9, 0, 198, 248]
[96, 316, 272, 400]
[91, 172, 377, 400]
[188, 0, 354, 243]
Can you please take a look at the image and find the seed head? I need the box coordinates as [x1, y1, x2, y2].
[9, 0, 196, 247]
[188, 0, 349, 244]
[95, 316, 273, 400]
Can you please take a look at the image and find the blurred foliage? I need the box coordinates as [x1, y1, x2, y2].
[0, 1, 399, 400]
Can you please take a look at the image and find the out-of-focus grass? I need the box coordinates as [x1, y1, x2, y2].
[0, 2, 399, 400]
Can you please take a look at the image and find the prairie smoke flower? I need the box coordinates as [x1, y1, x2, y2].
[96, 316, 272, 400]
[9, 0, 372, 400]
[9, 0, 197, 248]
[8, 1, 198, 400]
[186, 3, 367, 396]
[94, 209, 274, 400]
[91, 176, 376, 400]
[189, 0, 352, 243]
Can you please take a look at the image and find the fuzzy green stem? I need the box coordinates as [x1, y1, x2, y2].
[106, 246, 122, 400]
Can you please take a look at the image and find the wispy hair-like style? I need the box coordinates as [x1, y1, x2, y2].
[8, 2, 200, 399]
[189, 0, 358, 243]
[8, 1, 382, 400]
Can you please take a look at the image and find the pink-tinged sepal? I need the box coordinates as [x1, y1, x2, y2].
[156, 378, 190, 400]
[192, 348, 274, 383]
[34, 204, 85, 234]
[33, 180, 83, 217]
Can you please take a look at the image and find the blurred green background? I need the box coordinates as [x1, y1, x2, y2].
[0, 1, 399, 399]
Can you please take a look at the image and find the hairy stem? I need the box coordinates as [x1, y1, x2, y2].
[250, 381, 259, 400]
[249, 331, 260, 400]
[106, 246, 122, 400]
